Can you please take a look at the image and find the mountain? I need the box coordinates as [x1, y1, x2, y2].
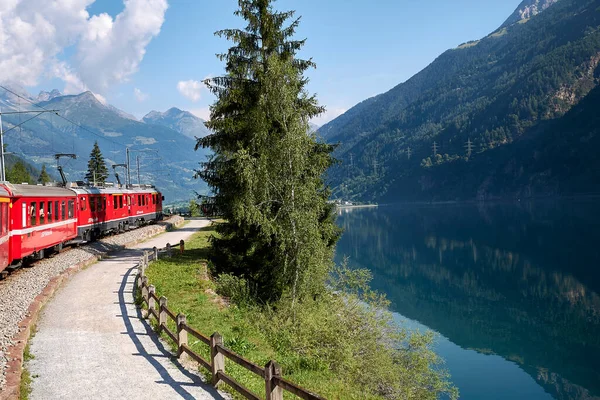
[501, 0, 561, 27]
[0, 88, 209, 203]
[322, 0, 600, 202]
[309, 122, 320, 133]
[36, 89, 62, 102]
[142, 107, 210, 140]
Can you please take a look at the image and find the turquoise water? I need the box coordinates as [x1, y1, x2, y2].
[334, 202, 600, 400]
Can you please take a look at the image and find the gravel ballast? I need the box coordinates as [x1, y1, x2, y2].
[0, 216, 184, 391]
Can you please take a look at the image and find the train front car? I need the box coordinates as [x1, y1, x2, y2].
[5, 183, 78, 264]
[128, 185, 163, 228]
[0, 185, 10, 272]
[72, 186, 131, 240]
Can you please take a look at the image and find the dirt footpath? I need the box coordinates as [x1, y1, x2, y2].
[27, 219, 224, 400]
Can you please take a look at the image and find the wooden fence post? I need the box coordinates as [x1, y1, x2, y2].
[166, 243, 172, 258]
[143, 251, 149, 266]
[159, 296, 167, 332]
[265, 360, 283, 400]
[153, 246, 158, 261]
[177, 313, 188, 359]
[210, 332, 224, 387]
[179, 239, 185, 254]
[141, 276, 149, 306]
[148, 285, 156, 318]
[137, 264, 143, 287]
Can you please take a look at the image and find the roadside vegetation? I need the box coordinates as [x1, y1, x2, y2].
[146, 226, 457, 399]
[19, 325, 37, 400]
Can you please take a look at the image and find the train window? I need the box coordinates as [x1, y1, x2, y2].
[47, 201, 53, 223]
[103, 197, 107, 211]
[30, 202, 37, 226]
[68, 200, 74, 218]
[40, 202, 45, 225]
[113, 195, 117, 209]
[90, 197, 96, 212]
[81, 197, 87, 211]
[55, 202, 59, 221]
[61, 201, 66, 220]
[119, 196, 123, 208]
[137, 195, 141, 206]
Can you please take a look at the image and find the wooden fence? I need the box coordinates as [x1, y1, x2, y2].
[136, 242, 325, 400]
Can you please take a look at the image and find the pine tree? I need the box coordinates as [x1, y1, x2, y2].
[38, 164, 51, 184]
[197, 0, 340, 304]
[85, 141, 108, 185]
[7, 161, 32, 184]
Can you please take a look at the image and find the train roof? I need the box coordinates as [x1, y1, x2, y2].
[69, 186, 160, 195]
[1, 183, 76, 198]
[0, 185, 9, 197]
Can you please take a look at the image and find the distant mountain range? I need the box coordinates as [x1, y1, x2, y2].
[0, 84, 210, 203]
[142, 107, 211, 140]
[321, 0, 600, 202]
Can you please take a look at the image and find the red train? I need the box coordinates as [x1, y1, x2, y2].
[0, 183, 163, 272]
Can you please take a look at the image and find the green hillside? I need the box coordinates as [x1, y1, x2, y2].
[323, 0, 600, 202]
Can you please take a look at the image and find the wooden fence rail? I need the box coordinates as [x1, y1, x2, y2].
[136, 243, 325, 400]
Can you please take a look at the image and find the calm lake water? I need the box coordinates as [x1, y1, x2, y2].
[334, 201, 600, 400]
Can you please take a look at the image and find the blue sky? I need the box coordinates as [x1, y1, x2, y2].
[22, 0, 522, 125]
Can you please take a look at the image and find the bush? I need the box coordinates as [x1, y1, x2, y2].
[240, 262, 458, 399]
[215, 273, 252, 305]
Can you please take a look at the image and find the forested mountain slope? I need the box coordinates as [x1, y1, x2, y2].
[323, 0, 600, 202]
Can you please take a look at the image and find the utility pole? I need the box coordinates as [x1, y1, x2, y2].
[465, 138, 474, 158]
[432, 141, 438, 157]
[349, 153, 354, 168]
[0, 109, 4, 182]
[0, 108, 59, 182]
[126, 147, 131, 187]
[407, 146, 412, 160]
[136, 155, 141, 185]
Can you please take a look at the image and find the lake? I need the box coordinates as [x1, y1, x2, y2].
[334, 201, 600, 400]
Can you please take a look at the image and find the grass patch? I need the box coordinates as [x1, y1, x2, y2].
[144, 224, 457, 400]
[20, 325, 38, 400]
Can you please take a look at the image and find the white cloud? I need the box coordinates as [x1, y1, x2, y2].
[190, 107, 211, 121]
[177, 80, 205, 102]
[134, 87, 148, 102]
[311, 107, 347, 126]
[0, 0, 168, 95]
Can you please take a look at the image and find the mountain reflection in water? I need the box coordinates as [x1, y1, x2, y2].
[335, 201, 600, 400]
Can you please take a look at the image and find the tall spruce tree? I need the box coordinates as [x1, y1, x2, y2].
[197, 0, 340, 304]
[38, 164, 51, 184]
[85, 141, 108, 185]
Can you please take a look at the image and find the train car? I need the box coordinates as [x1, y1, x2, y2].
[5, 183, 78, 264]
[72, 186, 129, 240]
[128, 185, 163, 228]
[0, 185, 10, 271]
[73, 185, 163, 241]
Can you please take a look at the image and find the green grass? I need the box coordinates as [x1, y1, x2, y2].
[144, 225, 382, 400]
[20, 325, 37, 400]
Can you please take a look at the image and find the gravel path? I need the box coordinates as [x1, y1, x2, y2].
[27, 219, 223, 400]
[0, 216, 183, 390]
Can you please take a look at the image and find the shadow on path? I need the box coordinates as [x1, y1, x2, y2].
[118, 267, 224, 399]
